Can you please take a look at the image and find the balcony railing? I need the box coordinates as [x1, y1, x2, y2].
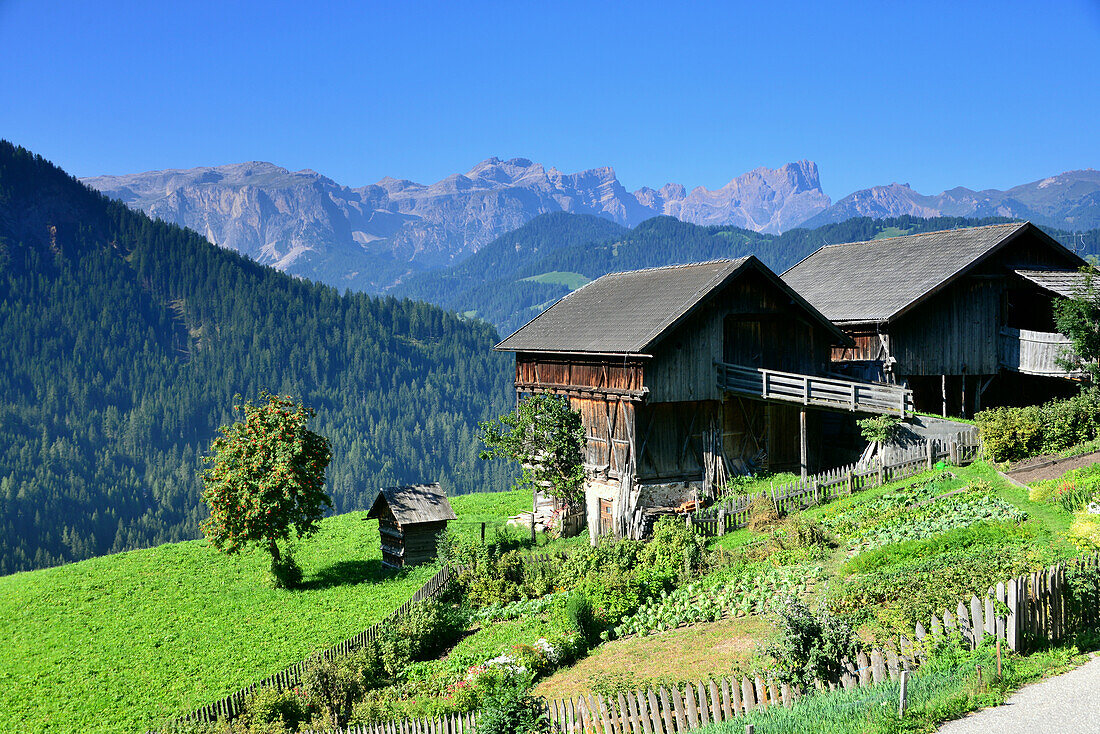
[716, 362, 913, 417]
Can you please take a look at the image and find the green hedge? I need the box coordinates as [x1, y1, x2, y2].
[976, 390, 1100, 462]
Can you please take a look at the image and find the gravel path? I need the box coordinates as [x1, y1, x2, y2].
[936, 653, 1100, 733]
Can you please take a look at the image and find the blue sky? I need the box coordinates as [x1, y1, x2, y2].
[2, 0, 1098, 199]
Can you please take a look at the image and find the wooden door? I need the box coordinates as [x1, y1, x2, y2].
[599, 499, 613, 537]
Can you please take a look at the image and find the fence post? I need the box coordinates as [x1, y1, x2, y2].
[898, 670, 909, 716]
[926, 439, 933, 470]
[878, 458, 885, 487]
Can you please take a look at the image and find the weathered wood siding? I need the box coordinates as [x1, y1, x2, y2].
[890, 276, 1001, 376]
[401, 521, 449, 566]
[635, 400, 720, 481]
[575, 396, 635, 479]
[831, 331, 887, 362]
[515, 354, 645, 392]
[646, 270, 834, 403]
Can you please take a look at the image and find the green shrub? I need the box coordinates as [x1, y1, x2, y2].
[556, 536, 644, 588]
[1069, 511, 1100, 552]
[397, 600, 468, 661]
[976, 406, 1043, 461]
[268, 553, 303, 589]
[564, 589, 599, 647]
[977, 391, 1100, 461]
[299, 647, 380, 728]
[639, 516, 706, 576]
[474, 681, 550, 734]
[763, 596, 859, 689]
[241, 686, 309, 732]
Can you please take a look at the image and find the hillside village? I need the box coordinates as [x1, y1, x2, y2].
[8, 3, 1100, 732]
[4, 147, 1100, 733]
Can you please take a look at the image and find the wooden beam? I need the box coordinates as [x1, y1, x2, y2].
[515, 380, 648, 401]
[799, 410, 808, 480]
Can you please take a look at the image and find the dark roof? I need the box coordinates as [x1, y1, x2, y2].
[1015, 269, 1092, 299]
[783, 222, 1084, 324]
[366, 483, 456, 525]
[496, 257, 849, 355]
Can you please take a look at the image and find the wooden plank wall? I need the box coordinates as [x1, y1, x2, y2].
[891, 276, 1001, 376]
[515, 355, 645, 392]
[646, 270, 836, 404]
[575, 397, 634, 479]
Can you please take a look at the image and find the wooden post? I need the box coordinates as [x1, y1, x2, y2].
[926, 439, 933, 470]
[799, 409, 808, 480]
[481, 522, 486, 544]
[898, 669, 909, 716]
[961, 375, 967, 418]
[531, 490, 537, 544]
[941, 374, 947, 417]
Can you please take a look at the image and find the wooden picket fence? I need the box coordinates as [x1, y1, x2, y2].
[690, 430, 981, 537]
[313, 551, 1100, 734]
[171, 564, 456, 726]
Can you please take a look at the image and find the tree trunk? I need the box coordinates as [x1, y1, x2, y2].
[268, 537, 280, 563]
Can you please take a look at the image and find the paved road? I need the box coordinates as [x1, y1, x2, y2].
[936, 653, 1100, 733]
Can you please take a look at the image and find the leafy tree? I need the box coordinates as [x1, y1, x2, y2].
[478, 394, 585, 506]
[200, 393, 332, 580]
[1054, 263, 1100, 383]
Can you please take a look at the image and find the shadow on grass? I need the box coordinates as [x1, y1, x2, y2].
[301, 559, 393, 590]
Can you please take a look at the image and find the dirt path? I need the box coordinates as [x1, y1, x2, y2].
[1005, 450, 1100, 485]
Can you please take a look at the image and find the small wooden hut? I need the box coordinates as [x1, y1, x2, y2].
[366, 483, 457, 568]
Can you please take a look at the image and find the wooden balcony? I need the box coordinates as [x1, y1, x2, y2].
[998, 327, 1083, 378]
[716, 361, 914, 417]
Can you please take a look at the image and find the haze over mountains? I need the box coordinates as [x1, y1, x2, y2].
[83, 159, 1100, 292]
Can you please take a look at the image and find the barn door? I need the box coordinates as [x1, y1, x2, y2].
[724, 316, 763, 367]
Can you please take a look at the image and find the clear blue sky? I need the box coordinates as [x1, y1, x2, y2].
[2, 0, 1098, 199]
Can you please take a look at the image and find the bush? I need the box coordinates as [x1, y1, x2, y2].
[975, 406, 1043, 461]
[977, 391, 1100, 461]
[475, 681, 550, 734]
[299, 647, 380, 728]
[1069, 510, 1100, 552]
[397, 600, 468, 661]
[268, 553, 303, 589]
[639, 516, 707, 576]
[763, 597, 860, 689]
[241, 687, 309, 733]
[564, 589, 599, 647]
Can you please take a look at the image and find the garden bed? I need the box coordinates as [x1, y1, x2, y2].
[1007, 449, 1100, 484]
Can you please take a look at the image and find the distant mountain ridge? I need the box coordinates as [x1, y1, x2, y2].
[82, 160, 1100, 291]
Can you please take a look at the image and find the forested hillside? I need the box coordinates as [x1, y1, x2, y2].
[396, 212, 1100, 337]
[0, 142, 514, 574]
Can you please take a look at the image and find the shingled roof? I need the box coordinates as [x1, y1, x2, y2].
[782, 222, 1084, 324]
[1014, 269, 1093, 299]
[495, 257, 847, 355]
[366, 483, 456, 525]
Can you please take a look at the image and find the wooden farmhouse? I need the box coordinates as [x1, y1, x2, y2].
[366, 483, 456, 568]
[783, 222, 1089, 417]
[495, 258, 913, 540]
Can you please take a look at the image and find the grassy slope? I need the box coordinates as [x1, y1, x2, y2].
[0, 489, 530, 734]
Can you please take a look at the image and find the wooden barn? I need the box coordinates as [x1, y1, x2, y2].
[783, 222, 1089, 416]
[495, 257, 913, 540]
[366, 483, 456, 568]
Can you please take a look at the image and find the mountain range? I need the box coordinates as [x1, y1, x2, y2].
[82, 159, 1100, 292]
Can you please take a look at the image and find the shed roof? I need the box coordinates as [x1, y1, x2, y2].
[495, 256, 848, 355]
[782, 222, 1084, 325]
[366, 483, 456, 525]
[1014, 269, 1093, 299]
